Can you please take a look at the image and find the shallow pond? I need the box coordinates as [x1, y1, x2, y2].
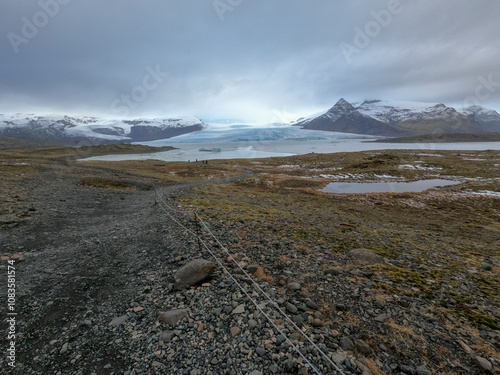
[320, 179, 464, 194]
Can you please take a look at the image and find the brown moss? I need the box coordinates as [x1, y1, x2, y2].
[79, 178, 138, 190]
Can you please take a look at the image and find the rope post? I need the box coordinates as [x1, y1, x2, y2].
[154, 189, 342, 375]
[194, 211, 203, 254]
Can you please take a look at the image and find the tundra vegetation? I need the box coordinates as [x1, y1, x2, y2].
[1, 140, 498, 374]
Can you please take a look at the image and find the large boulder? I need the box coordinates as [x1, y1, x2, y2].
[346, 248, 383, 265]
[173, 258, 216, 290]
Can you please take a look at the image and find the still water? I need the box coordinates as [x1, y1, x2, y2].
[320, 179, 464, 194]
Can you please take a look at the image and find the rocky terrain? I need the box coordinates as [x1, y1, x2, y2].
[1, 142, 499, 375]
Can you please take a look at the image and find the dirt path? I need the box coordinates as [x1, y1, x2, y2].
[0, 160, 252, 374]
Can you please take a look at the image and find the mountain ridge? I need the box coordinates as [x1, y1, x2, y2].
[294, 99, 500, 136]
[0, 113, 205, 144]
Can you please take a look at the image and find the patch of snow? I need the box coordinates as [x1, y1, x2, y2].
[373, 174, 401, 179]
[318, 173, 362, 180]
[277, 165, 301, 169]
[399, 164, 442, 171]
[466, 190, 500, 197]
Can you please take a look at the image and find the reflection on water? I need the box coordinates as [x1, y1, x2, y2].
[320, 179, 464, 194]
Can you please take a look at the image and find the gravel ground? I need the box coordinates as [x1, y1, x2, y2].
[1, 154, 499, 375]
[0, 160, 345, 375]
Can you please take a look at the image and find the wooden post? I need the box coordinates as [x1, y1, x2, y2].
[194, 212, 202, 253]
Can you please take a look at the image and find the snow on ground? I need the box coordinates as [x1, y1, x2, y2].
[277, 165, 301, 169]
[464, 190, 500, 197]
[373, 174, 401, 179]
[316, 173, 404, 181]
[399, 164, 443, 171]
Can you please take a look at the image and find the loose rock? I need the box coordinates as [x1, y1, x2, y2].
[475, 356, 494, 375]
[173, 258, 216, 290]
[230, 326, 241, 337]
[356, 340, 373, 356]
[340, 336, 355, 351]
[109, 315, 128, 326]
[232, 304, 245, 314]
[158, 309, 189, 326]
[346, 248, 383, 264]
[416, 365, 431, 375]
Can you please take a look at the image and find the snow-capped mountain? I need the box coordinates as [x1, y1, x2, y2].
[295, 99, 500, 136]
[0, 114, 205, 143]
[294, 99, 403, 136]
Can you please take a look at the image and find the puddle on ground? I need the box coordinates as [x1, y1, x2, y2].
[320, 179, 464, 194]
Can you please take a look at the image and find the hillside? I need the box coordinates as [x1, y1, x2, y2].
[0, 113, 205, 144]
[295, 99, 500, 137]
[373, 132, 500, 143]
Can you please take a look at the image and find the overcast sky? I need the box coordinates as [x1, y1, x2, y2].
[1, 0, 499, 122]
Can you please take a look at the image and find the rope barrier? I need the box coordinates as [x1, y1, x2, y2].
[155, 187, 346, 375]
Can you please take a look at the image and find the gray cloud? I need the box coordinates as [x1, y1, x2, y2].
[1, 0, 499, 121]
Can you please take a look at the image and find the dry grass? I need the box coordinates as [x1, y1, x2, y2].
[82, 160, 242, 184]
[385, 320, 429, 359]
[1, 143, 174, 159]
[471, 343, 500, 360]
[79, 178, 138, 190]
[342, 312, 360, 327]
[387, 320, 422, 339]
[279, 255, 294, 262]
[364, 358, 387, 375]
[293, 243, 313, 255]
[374, 293, 389, 303]
[253, 267, 274, 283]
